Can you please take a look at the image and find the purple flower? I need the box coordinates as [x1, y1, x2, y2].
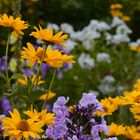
[104, 137, 118, 140]
[44, 93, 112, 140]
[41, 63, 50, 78]
[24, 70, 34, 77]
[1, 98, 13, 115]
[0, 56, 6, 71]
[57, 69, 63, 79]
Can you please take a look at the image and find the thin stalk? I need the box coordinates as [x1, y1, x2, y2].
[32, 46, 47, 87]
[5, 33, 11, 88]
[42, 69, 56, 110]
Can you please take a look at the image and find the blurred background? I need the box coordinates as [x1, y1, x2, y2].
[1, 0, 140, 103]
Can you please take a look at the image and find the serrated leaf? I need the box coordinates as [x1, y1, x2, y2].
[10, 73, 25, 81]
[0, 72, 7, 82]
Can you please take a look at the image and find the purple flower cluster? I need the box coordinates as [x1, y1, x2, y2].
[1, 98, 12, 115]
[44, 93, 117, 140]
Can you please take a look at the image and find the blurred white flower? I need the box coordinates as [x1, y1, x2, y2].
[116, 24, 132, 35]
[96, 53, 111, 63]
[78, 53, 95, 69]
[111, 17, 125, 27]
[47, 23, 60, 31]
[111, 34, 130, 45]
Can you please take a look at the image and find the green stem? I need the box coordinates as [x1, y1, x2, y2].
[32, 46, 47, 87]
[5, 33, 11, 88]
[42, 69, 56, 110]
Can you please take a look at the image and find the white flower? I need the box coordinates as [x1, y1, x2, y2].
[111, 34, 130, 45]
[102, 75, 115, 83]
[64, 39, 77, 51]
[111, 17, 125, 27]
[116, 24, 132, 35]
[96, 22, 110, 31]
[78, 53, 95, 69]
[47, 23, 60, 31]
[60, 23, 75, 35]
[96, 53, 111, 63]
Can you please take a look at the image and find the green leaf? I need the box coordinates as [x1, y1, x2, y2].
[0, 72, 7, 82]
[10, 73, 25, 81]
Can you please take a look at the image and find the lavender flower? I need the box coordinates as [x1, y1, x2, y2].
[1, 98, 12, 115]
[44, 93, 112, 140]
[0, 56, 6, 71]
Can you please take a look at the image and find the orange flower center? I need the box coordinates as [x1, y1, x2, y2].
[134, 95, 140, 103]
[17, 120, 30, 131]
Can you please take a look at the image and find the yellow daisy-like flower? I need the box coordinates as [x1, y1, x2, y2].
[21, 43, 75, 68]
[106, 123, 126, 136]
[30, 25, 68, 48]
[122, 16, 131, 22]
[24, 109, 55, 125]
[21, 42, 42, 67]
[17, 74, 45, 86]
[110, 10, 123, 17]
[122, 90, 140, 105]
[95, 97, 119, 116]
[130, 46, 140, 52]
[133, 79, 140, 91]
[40, 91, 56, 101]
[2, 109, 44, 140]
[130, 104, 140, 122]
[44, 47, 75, 68]
[125, 126, 140, 139]
[110, 4, 123, 10]
[0, 14, 28, 35]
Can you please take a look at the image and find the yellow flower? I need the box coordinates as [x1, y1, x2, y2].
[2, 109, 44, 140]
[122, 16, 131, 22]
[21, 43, 75, 68]
[17, 75, 45, 86]
[133, 79, 140, 91]
[130, 46, 140, 52]
[130, 104, 140, 122]
[125, 126, 140, 139]
[111, 4, 123, 10]
[95, 97, 119, 116]
[0, 14, 28, 35]
[110, 10, 123, 17]
[21, 42, 41, 67]
[106, 123, 125, 136]
[30, 25, 68, 48]
[24, 109, 55, 125]
[44, 47, 75, 68]
[40, 91, 56, 100]
[122, 90, 140, 105]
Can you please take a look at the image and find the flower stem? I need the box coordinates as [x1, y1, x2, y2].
[32, 46, 47, 87]
[42, 69, 56, 110]
[5, 33, 11, 88]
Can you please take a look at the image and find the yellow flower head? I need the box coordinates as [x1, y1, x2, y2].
[21, 42, 43, 67]
[130, 46, 140, 52]
[30, 25, 68, 48]
[21, 43, 75, 68]
[24, 109, 55, 125]
[44, 47, 75, 68]
[130, 104, 140, 122]
[17, 74, 44, 86]
[111, 4, 123, 10]
[125, 126, 140, 139]
[95, 97, 119, 116]
[2, 109, 44, 140]
[122, 16, 131, 22]
[133, 79, 140, 91]
[0, 14, 28, 35]
[40, 91, 56, 101]
[106, 123, 126, 136]
[122, 90, 140, 105]
[110, 10, 123, 17]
